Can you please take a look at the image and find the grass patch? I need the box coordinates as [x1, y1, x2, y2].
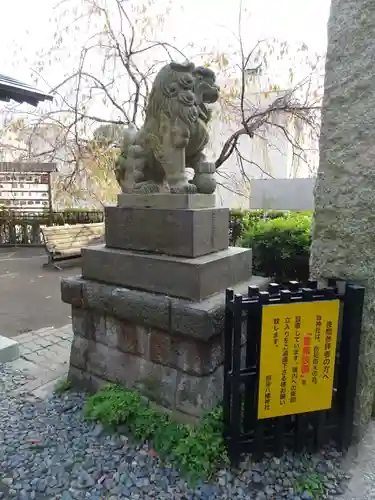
[84, 384, 228, 482]
[54, 379, 72, 394]
[294, 472, 325, 499]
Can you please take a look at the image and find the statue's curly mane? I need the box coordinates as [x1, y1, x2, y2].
[114, 60, 218, 195]
[145, 62, 200, 130]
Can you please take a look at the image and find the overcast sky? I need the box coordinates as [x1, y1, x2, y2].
[0, 0, 331, 89]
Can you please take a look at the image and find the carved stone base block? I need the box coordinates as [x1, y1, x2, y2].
[117, 193, 215, 209]
[105, 206, 229, 257]
[81, 244, 252, 301]
[62, 275, 270, 419]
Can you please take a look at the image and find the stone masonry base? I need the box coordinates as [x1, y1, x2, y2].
[68, 307, 223, 419]
[62, 275, 270, 419]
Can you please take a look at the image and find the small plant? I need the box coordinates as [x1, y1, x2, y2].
[54, 378, 72, 394]
[294, 472, 325, 499]
[84, 384, 228, 482]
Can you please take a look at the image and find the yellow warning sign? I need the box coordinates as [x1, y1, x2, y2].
[257, 300, 340, 420]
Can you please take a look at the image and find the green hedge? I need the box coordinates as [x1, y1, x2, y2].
[239, 212, 312, 282]
[229, 209, 292, 245]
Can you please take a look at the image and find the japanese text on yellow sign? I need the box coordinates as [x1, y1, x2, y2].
[258, 300, 340, 419]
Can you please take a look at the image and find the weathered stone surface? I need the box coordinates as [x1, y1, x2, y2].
[133, 362, 178, 409]
[69, 333, 222, 416]
[149, 329, 222, 376]
[105, 206, 229, 257]
[69, 303, 227, 416]
[170, 276, 271, 339]
[81, 245, 253, 301]
[62, 275, 270, 340]
[69, 335, 89, 370]
[117, 193, 216, 209]
[71, 307, 91, 339]
[110, 318, 150, 357]
[82, 280, 171, 331]
[68, 366, 106, 393]
[175, 367, 223, 417]
[66, 272, 271, 417]
[71, 336, 178, 408]
[61, 277, 84, 307]
[310, 0, 375, 441]
[86, 340, 142, 386]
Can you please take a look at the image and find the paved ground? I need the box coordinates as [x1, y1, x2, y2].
[338, 422, 375, 499]
[0, 247, 79, 338]
[8, 324, 72, 398]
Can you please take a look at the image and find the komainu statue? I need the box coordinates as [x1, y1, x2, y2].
[115, 61, 220, 194]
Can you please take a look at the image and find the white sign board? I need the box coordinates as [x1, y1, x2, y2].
[249, 178, 315, 211]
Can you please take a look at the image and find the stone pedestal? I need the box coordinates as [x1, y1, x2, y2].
[62, 194, 267, 419]
[105, 205, 229, 257]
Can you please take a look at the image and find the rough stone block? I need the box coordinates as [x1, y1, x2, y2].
[81, 245, 253, 301]
[84, 341, 177, 408]
[82, 280, 170, 331]
[61, 277, 84, 307]
[0, 336, 19, 362]
[68, 366, 106, 393]
[149, 329, 222, 376]
[71, 307, 88, 338]
[170, 276, 271, 339]
[133, 362, 177, 409]
[69, 335, 89, 370]
[117, 193, 215, 209]
[86, 341, 141, 385]
[105, 206, 229, 257]
[175, 367, 223, 417]
[63, 275, 271, 341]
[102, 316, 150, 357]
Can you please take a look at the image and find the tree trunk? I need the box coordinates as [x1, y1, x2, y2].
[310, 0, 375, 440]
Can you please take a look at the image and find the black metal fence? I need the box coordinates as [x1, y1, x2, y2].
[0, 210, 104, 247]
[223, 279, 365, 464]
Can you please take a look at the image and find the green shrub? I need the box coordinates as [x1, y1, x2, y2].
[229, 209, 306, 245]
[84, 384, 228, 483]
[239, 213, 312, 282]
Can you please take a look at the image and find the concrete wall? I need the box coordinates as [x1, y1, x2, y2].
[249, 177, 315, 210]
[210, 74, 318, 209]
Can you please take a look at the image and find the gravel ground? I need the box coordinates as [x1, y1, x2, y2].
[0, 363, 350, 500]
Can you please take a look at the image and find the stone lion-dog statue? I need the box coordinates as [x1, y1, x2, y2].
[114, 61, 220, 194]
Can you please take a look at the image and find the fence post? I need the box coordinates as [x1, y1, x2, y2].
[227, 293, 244, 466]
[243, 285, 260, 433]
[223, 289, 234, 439]
[338, 284, 365, 449]
[253, 291, 270, 459]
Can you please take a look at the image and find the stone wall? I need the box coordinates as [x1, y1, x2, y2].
[69, 307, 223, 418]
[62, 275, 269, 420]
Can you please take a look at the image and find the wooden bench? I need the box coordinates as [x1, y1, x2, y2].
[41, 223, 104, 269]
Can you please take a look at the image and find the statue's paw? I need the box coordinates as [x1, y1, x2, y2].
[134, 182, 162, 194]
[170, 182, 197, 194]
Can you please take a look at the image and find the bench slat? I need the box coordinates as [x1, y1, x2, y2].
[42, 224, 103, 235]
[56, 248, 87, 257]
[44, 234, 103, 244]
[45, 238, 103, 247]
[45, 241, 101, 252]
[41, 223, 104, 262]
